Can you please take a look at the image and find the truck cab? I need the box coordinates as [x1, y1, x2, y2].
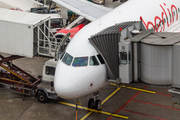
[36, 59, 59, 103]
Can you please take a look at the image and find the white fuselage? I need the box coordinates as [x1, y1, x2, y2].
[54, 0, 180, 99]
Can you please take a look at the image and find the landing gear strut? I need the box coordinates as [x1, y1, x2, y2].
[88, 91, 102, 110]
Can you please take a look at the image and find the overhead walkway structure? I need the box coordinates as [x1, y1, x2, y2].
[0, 0, 47, 12]
[0, 8, 65, 58]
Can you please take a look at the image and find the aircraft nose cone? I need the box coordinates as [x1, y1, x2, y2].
[54, 73, 81, 99]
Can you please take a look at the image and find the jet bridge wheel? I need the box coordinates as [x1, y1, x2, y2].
[37, 91, 48, 103]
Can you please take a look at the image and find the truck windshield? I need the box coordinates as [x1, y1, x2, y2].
[62, 53, 73, 65]
[72, 57, 88, 67]
[51, 18, 63, 28]
[45, 66, 55, 76]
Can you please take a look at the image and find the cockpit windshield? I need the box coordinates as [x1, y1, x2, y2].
[61, 53, 102, 67]
[62, 53, 73, 65]
[72, 57, 88, 67]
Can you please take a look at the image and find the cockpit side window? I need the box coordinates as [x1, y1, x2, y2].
[72, 57, 88, 67]
[97, 54, 105, 64]
[89, 56, 99, 66]
[62, 53, 73, 65]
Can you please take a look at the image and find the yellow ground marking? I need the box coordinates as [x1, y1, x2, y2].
[58, 101, 128, 120]
[174, 102, 180, 105]
[101, 87, 121, 105]
[109, 83, 119, 86]
[110, 83, 156, 94]
[80, 86, 123, 120]
[80, 112, 93, 120]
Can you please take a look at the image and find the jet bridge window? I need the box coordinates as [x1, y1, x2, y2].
[62, 53, 73, 65]
[72, 57, 88, 67]
[129, 51, 131, 64]
[89, 56, 99, 66]
[120, 52, 127, 64]
[45, 66, 55, 76]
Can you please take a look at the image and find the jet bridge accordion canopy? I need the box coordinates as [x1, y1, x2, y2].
[89, 22, 139, 79]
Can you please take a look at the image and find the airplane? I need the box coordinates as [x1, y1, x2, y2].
[53, 0, 180, 110]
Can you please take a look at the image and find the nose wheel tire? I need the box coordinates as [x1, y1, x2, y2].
[95, 100, 102, 110]
[88, 98, 95, 108]
[88, 98, 102, 110]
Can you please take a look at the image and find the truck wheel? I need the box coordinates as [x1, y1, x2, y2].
[37, 91, 48, 103]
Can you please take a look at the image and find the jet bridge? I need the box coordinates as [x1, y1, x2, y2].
[0, 8, 63, 58]
[89, 20, 180, 90]
[89, 21, 146, 83]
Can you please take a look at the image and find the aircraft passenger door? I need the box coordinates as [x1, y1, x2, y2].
[119, 41, 132, 83]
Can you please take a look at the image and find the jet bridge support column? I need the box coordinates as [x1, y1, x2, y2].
[133, 42, 139, 82]
[130, 29, 154, 82]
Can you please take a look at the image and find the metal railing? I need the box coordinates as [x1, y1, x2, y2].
[37, 21, 61, 57]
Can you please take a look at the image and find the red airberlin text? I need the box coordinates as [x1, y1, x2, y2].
[141, 3, 178, 32]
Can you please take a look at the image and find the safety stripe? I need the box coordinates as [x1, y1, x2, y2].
[0, 77, 28, 85]
[122, 86, 156, 94]
[156, 92, 172, 97]
[58, 101, 128, 119]
[133, 99, 180, 111]
[122, 109, 168, 120]
[0, 64, 31, 84]
[109, 83, 118, 86]
[174, 102, 180, 105]
[80, 86, 122, 119]
[101, 87, 121, 105]
[110, 83, 156, 94]
[80, 112, 93, 120]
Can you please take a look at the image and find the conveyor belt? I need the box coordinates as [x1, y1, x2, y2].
[0, 55, 41, 95]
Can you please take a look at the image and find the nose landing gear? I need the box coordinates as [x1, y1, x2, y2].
[88, 91, 102, 110]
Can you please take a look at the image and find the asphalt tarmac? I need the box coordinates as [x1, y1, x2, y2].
[0, 74, 179, 120]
